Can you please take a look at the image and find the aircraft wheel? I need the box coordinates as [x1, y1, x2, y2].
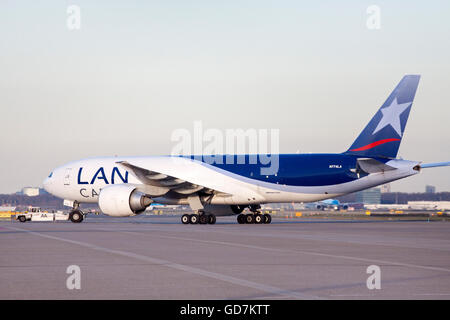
[237, 214, 245, 224]
[245, 214, 254, 224]
[181, 214, 190, 224]
[199, 214, 208, 224]
[208, 214, 216, 224]
[189, 214, 198, 224]
[263, 214, 272, 224]
[69, 210, 84, 223]
[254, 214, 264, 224]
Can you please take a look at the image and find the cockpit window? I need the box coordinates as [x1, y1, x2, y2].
[48, 172, 53, 178]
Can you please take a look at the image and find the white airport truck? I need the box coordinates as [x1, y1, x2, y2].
[16, 207, 69, 222]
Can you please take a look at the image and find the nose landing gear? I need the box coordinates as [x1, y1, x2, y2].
[69, 209, 84, 223]
[69, 201, 84, 223]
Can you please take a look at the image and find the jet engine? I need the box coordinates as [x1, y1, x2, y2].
[98, 184, 153, 217]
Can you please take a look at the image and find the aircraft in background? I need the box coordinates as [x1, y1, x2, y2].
[43, 75, 450, 224]
[306, 199, 350, 211]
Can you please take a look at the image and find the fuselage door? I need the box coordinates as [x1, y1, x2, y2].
[64, 168, 72, 186]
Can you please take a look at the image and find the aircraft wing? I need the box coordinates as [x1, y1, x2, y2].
[116, 160, 229, 197]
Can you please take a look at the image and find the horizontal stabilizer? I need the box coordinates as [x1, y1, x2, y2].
[357, 158, 396, 174]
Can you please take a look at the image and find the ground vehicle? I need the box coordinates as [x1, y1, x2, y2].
[16, 207, 69, 222]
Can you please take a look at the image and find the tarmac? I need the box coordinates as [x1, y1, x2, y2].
[1, 215, 450, 299]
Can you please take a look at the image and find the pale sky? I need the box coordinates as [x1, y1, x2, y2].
[1, 1, 449, 194]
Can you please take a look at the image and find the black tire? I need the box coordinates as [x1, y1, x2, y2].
[189, 214, 198, 224]
[208, 214, 216, 224]
[199, 214, 208, 224]
[18, 216, 26, 223]
[69, 210, 84, 223]
[237, 214, 245, 224]
[245, 214, 254, 224]
[263, 214, 272, 224]
[254, 214, 264, 224]
[181, 214, 190, 224]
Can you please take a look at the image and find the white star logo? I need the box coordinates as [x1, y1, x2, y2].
[372, 98, 412, 137]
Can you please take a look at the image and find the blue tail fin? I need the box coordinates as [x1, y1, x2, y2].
[345, 75, 421, 159]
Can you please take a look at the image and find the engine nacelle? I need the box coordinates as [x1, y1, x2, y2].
[98, 184, 153, 217]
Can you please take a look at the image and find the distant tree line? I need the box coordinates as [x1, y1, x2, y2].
[336, 192, 450, 204]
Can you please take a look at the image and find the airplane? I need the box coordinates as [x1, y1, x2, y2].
[43, 75, 450, 224]
[305, 199, 350, 211]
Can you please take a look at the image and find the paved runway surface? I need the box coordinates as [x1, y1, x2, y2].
[1, 216, 450, 299]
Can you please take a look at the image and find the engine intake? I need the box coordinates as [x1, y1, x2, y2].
[99, 184, 153, 217]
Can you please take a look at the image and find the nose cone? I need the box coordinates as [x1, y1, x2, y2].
[43, 177, 51, 193]
[43, 173, 54, 194]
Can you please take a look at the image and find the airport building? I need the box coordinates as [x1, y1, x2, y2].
[380, 184, 391, 193]
[355, 187, 381, 204]
[425, 185, 436, 194]
[21, 187, 40, 197]
[365, 201, 450, 211]
[408, 201, 450, 211]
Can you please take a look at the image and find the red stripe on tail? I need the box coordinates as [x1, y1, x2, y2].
[349, 138, 401, 152]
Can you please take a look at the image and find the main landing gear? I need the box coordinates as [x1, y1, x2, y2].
[180, 205, 272, 225]
[181, 210, 216, 225]
[237, 205, 272, 224]
[237, 213, 271, 224]
[69, 201, 84, 223]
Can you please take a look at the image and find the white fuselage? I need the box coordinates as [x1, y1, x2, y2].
[43, 156, 420, 208]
